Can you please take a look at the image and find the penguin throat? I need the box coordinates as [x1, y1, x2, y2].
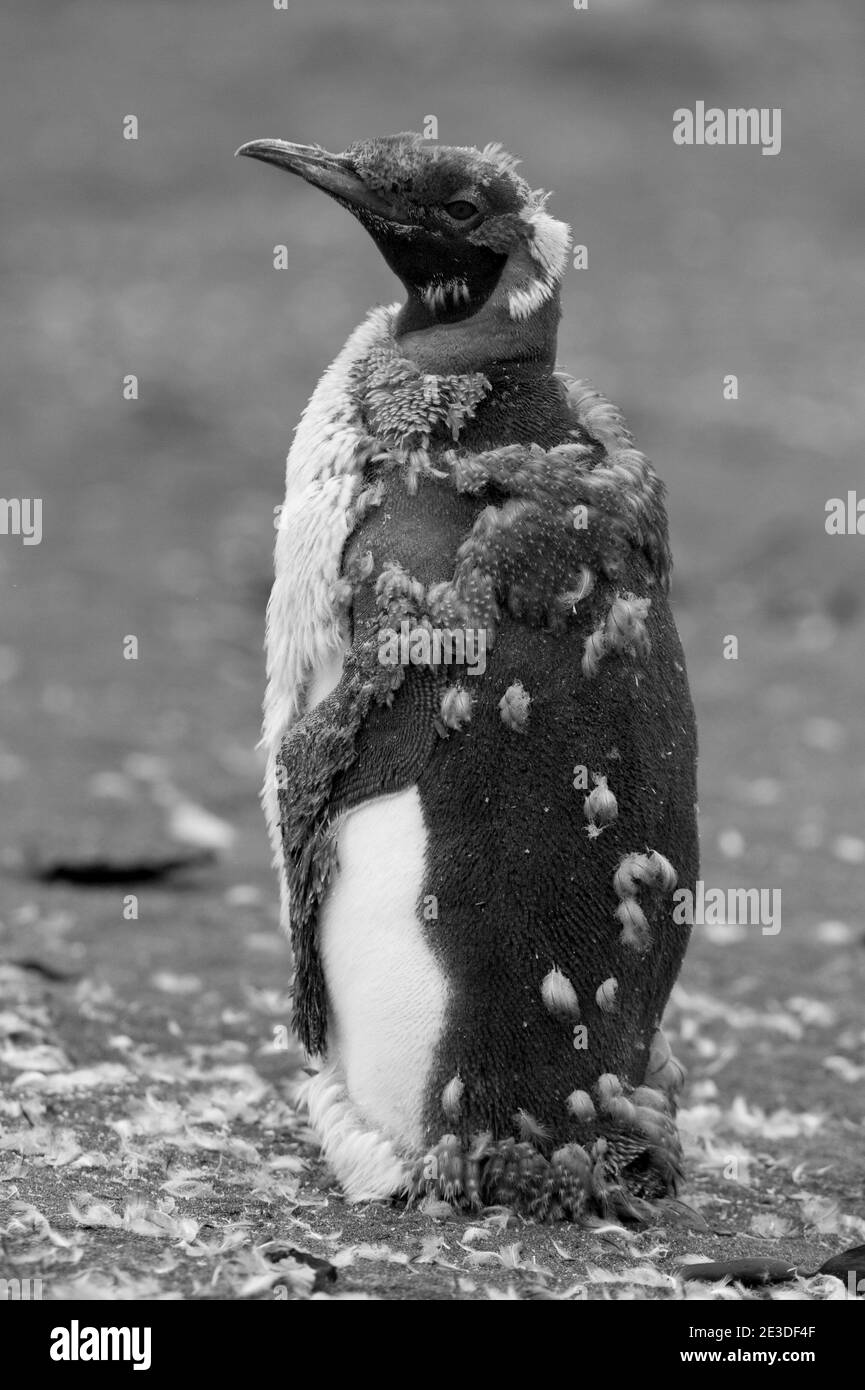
[394, 275, 562, 376]
[371, 226, 508, 328]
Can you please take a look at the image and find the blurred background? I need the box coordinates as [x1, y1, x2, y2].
[1, 0, 863, 1174]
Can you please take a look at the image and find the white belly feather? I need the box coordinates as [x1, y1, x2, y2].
[320, 787, 448, 1147]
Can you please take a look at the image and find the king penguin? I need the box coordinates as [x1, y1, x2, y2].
[237, 133, 699, 1220]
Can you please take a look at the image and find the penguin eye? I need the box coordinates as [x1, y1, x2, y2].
[443, 200, 480, 222]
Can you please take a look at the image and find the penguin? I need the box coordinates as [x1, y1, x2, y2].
[237, 133, 699, 1220]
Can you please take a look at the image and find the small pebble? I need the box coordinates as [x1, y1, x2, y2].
[801, 716, 845, 752]
[89, 771, 135, 800]
[151, 971, 202, 995]
[704, 922, 747, 945]
[225, 884, 262, 907]
[795, 615, 837, 652]
[832, 835, 865, 865]
[740, 777, 781, 806]
[815, 920, 855, 945]
[717, 828, 745, 859]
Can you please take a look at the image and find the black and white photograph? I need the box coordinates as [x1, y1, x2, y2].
[2, 0, 864, 1331]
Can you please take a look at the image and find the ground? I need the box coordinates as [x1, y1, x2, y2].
[1, 0, 863, 1300]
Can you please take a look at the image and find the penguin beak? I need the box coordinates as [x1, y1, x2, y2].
[235, 140, 396, 220]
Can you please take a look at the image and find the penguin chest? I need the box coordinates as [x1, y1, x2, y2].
[318, 787, 449, 1148]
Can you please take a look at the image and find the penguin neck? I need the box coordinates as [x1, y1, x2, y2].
[393, 286, 561, 383]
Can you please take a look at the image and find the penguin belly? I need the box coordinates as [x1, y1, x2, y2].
[318, 786, 449, 1149]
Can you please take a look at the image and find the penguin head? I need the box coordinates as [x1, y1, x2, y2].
[237, 132, 572, 370]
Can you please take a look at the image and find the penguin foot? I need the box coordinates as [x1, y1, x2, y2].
[408, 1127, 683, 1224]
